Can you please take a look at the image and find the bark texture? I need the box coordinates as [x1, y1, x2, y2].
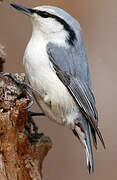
[0, 75, 52, 180]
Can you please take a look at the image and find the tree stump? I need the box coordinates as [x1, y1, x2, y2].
[0, 74, 52, 180]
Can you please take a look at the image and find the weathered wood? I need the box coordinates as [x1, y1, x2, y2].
[0, 75, 52, 180]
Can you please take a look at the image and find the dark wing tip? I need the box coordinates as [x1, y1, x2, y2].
[10, 3, 15, 6]
[96, 127, 106, 149]
[10, 3, 19, 8]
[90, 127, 97, 150]
[88, 161, 94, 174]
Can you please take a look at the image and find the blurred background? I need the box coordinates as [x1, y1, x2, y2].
[0, 0, 117, 179]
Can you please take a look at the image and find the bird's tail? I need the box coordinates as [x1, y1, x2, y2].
[73, 119, 94, 173]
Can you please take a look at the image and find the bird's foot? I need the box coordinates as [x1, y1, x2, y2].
[0, 72, 37, 109]
[25, 111, 44, 143]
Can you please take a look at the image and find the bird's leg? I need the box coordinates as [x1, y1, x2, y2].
[25, 111, 44, 143]
[27, 111, 45, 117]
[0, 72, 40, 109]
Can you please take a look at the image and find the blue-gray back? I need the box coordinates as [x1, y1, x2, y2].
[44, 5, 91, 87]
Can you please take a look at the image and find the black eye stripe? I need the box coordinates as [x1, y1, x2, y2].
[28, 9, 51, 18]
[37, 11, 50, 18]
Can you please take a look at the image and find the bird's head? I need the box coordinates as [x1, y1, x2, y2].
[11, 3, 79, 46]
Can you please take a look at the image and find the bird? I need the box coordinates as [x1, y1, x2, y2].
[10, 3, 105, 173]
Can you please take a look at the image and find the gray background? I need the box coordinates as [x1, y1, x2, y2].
[0, 0, 117, 179]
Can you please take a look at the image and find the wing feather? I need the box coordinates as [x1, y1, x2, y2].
[48, 51, 105, 148]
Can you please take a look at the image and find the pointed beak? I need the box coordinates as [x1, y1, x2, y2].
[10, 3, 33, 16]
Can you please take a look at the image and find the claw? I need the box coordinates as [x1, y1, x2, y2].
[23, 90, 34, 109]
[0, 72, 10, 76]
[0, 72, 35, 109]
[0, 72, 19, 83]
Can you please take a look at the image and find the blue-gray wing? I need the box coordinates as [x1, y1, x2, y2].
[47, 42, 98, 121]
[47, 48, 105, 149]
[47, 41, 92, 87]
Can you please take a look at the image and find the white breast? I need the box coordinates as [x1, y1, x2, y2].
[23, 32, 78, 128]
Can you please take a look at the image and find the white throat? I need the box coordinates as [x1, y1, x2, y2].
[31, 24, 68, 48]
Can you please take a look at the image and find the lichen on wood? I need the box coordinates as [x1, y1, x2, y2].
[0, 75, 52, 180]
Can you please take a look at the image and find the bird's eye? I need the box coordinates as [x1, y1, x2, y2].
[42, 11, 50, 18]
[37, 11, 50, 18]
